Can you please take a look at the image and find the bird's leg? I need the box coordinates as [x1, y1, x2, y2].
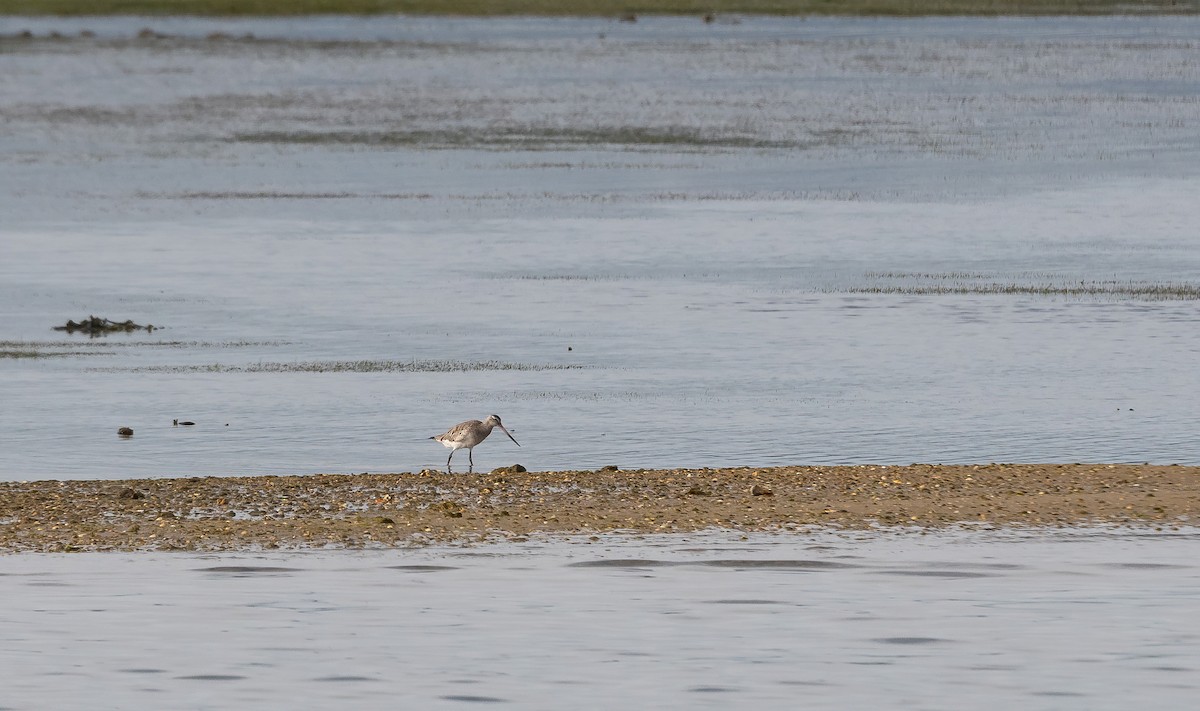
[468, 449, 474, 473]
[447, 450, 454, 473]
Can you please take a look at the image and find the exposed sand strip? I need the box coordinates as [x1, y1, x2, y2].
[1, 464, 1196, 552]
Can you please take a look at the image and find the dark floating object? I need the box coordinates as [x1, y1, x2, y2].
[117, 427, 133, 437]
[173, 419, 195, 426]
[54, 316, 156, 336]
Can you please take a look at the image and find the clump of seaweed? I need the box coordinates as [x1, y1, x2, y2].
[54, 316, 158, 336]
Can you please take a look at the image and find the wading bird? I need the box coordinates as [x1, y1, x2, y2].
[430, 414, 520, 473]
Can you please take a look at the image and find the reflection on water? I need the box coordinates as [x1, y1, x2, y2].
[2, 16, 1200, 480]
[2, 529, 1198, 708]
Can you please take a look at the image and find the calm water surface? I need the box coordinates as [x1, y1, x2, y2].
[2, 15, 1199, 478]
[2, 529, 1199, 709]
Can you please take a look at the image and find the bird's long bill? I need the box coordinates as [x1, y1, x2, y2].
[498, 424, 520, 447]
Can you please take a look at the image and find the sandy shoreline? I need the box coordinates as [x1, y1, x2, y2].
[1, 464, 1197, 552]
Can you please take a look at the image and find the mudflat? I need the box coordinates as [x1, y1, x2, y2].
[1, 463, 1196, 552]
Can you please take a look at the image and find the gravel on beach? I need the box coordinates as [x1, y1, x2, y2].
[1, 463, 1197, 552]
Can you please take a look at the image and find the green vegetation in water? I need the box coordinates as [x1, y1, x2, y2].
[511, 274, 635, 281]
[148, 191, 436, 200]
[232, 127, 790, 151]
[0, 349, 113, 358]
[90, 359, 588, 373]
[1, 339, 285, 349]
[846, 275, 1200, 300]
[2, 0, 1193, 17]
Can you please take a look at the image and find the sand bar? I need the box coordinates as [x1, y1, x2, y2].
[1, 464, 1197, 552]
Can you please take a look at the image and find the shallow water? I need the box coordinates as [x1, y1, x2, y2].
[3, 16, 1200, 479]
[2, 528, 1199, 709]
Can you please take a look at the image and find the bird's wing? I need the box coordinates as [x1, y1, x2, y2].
[443, 420, 482, 440]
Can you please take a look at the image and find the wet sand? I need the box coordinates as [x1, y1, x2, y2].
[1, 463, 1197, 552]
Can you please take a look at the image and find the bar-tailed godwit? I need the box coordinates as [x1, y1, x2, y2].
[430, 414, 520, 473]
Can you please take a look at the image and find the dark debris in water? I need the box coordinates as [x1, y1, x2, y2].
[54, 316, 158, 336]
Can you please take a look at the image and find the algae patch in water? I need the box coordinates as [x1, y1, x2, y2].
[143, 190, 436, 200]
[1, 340, 120, 358]
[0, 348, 112, 359]
[231, 127, 791, 151]
[845, 274, 1200, 300]
[1, 339, 287, 359]
[88, 359, 588, 373]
